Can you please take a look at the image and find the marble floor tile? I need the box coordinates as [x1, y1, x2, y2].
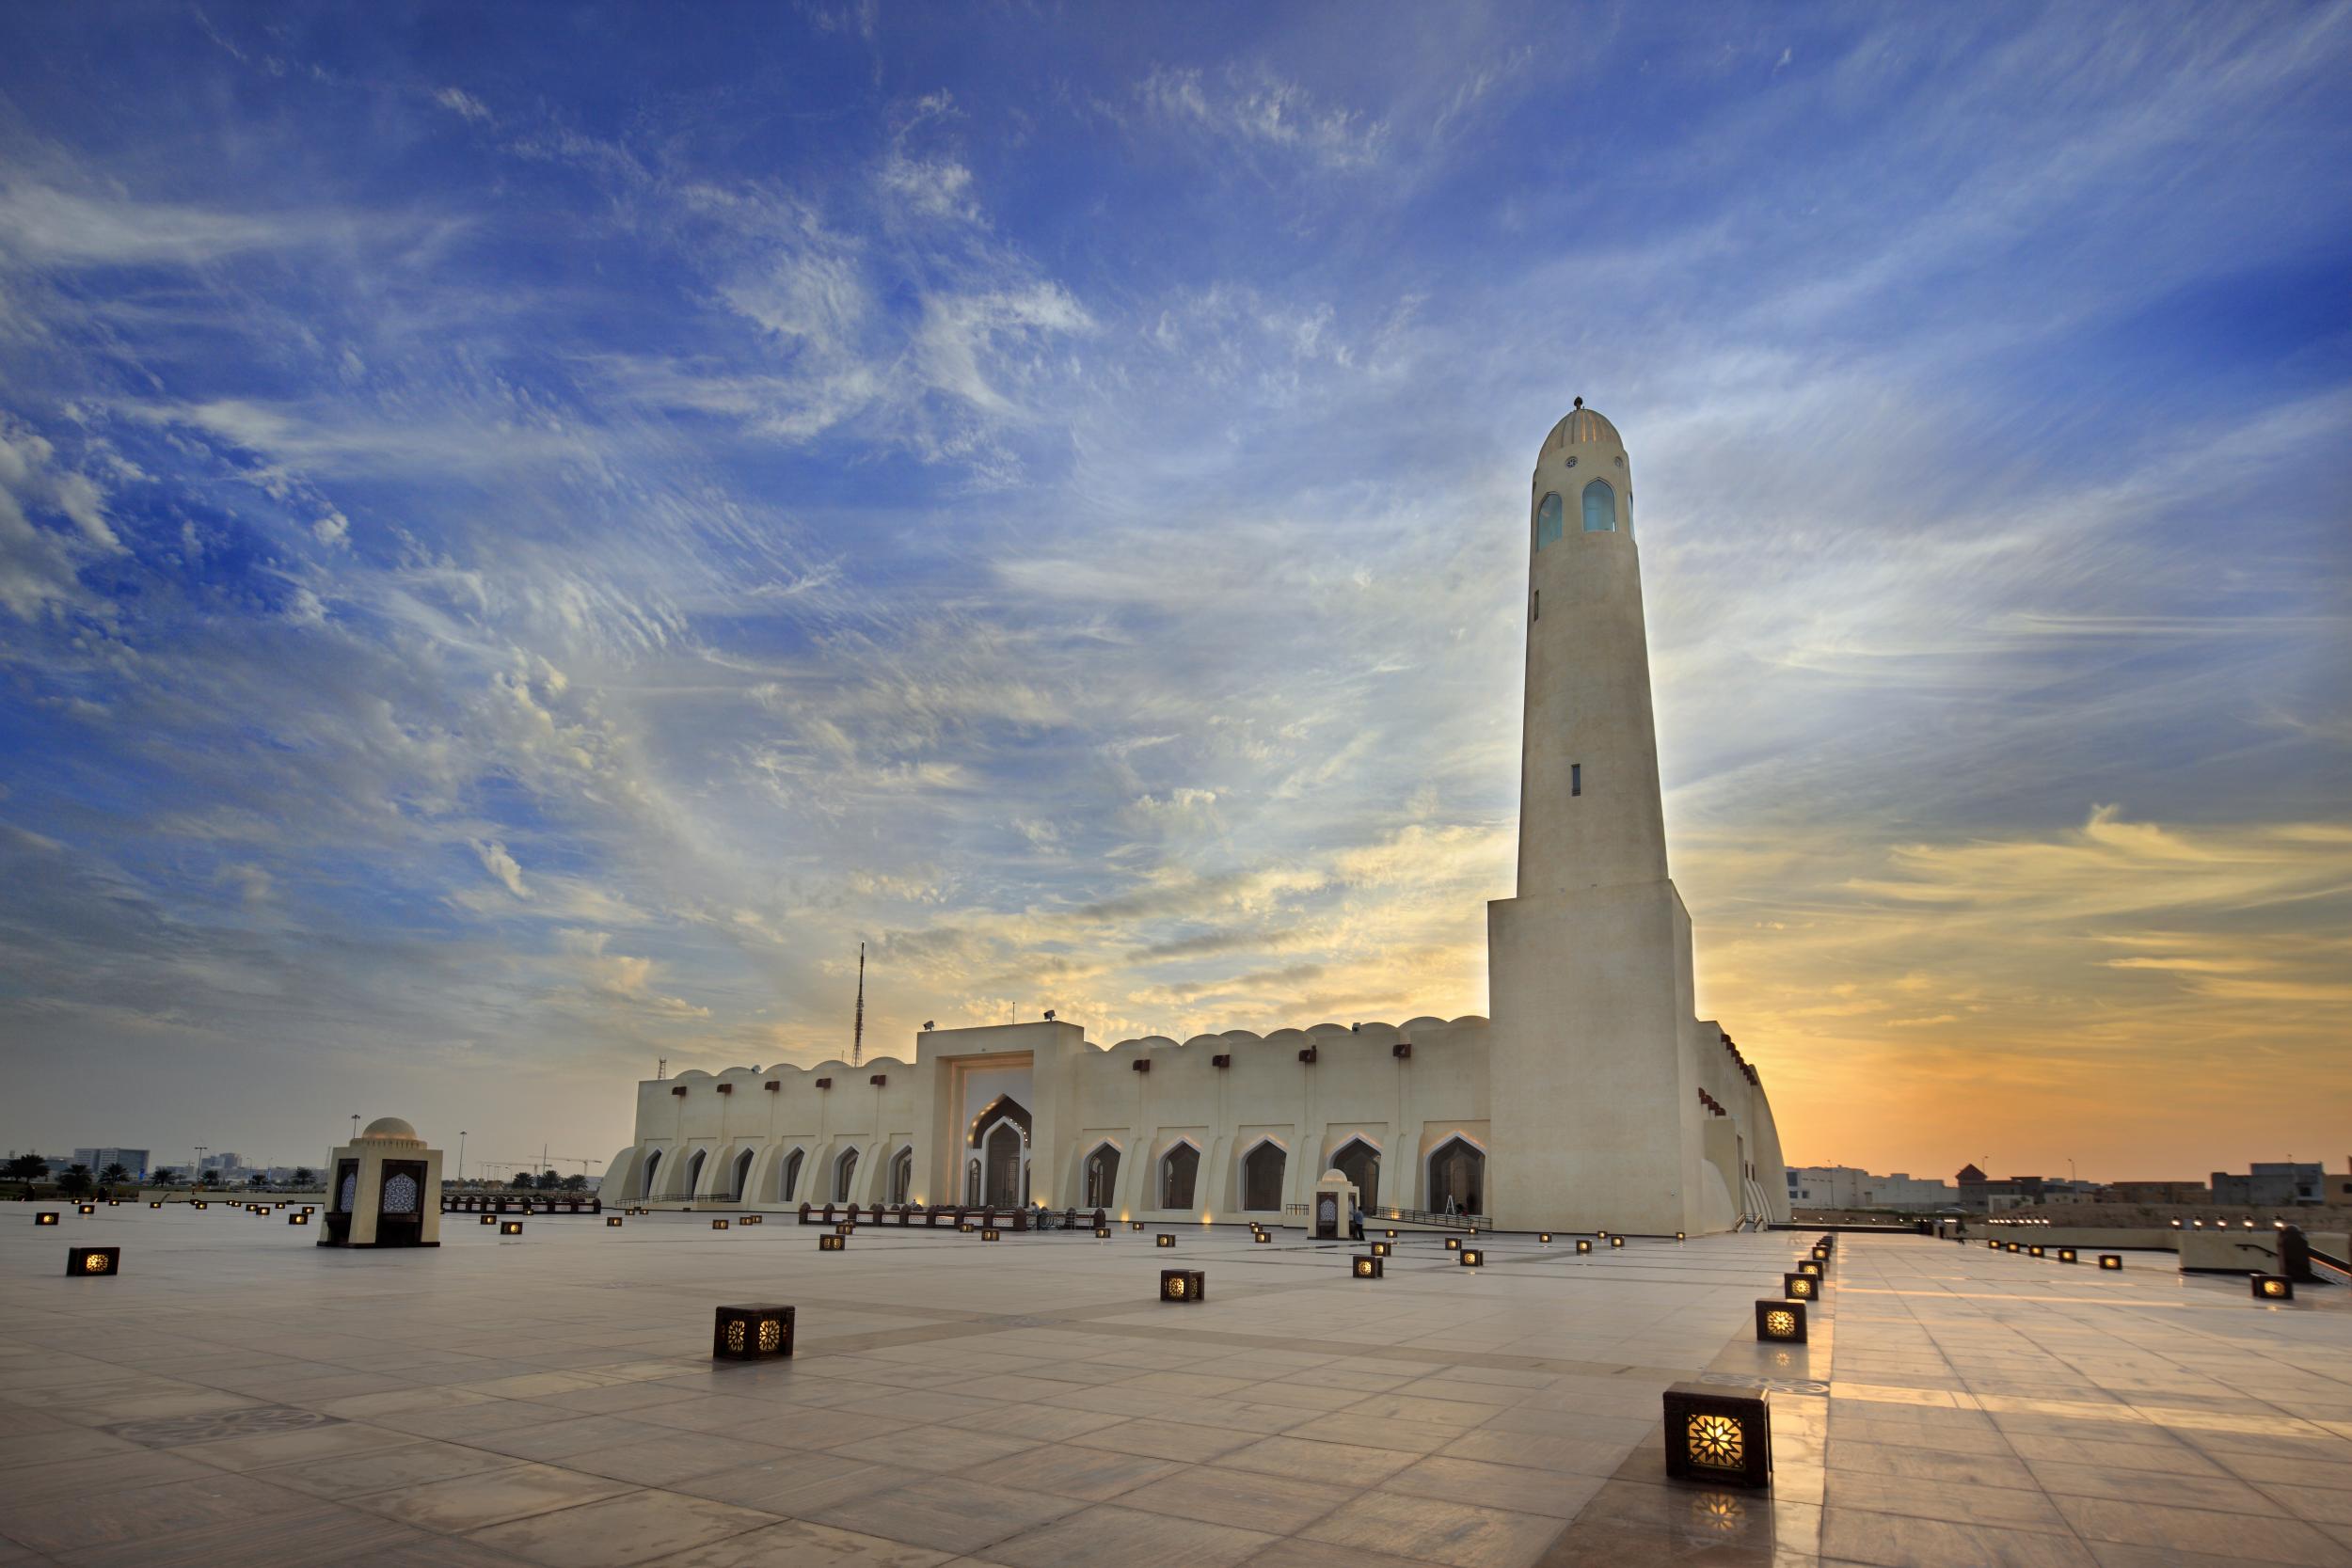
[463, 1489, 779, 1568]
[805, 1474, 1085, 1556]
[984, 1502, 1279, 1568]
[1297, 1490, 1566, 1568]
[351, 1463, 639, 1532]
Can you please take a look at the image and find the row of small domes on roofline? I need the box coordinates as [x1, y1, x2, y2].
[667, 1016, 1494, 1083]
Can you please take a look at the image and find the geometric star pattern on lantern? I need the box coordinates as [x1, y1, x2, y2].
[1689, 1412, 1744, 1468]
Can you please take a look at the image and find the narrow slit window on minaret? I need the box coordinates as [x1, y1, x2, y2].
[1531, 589, 1539, 622]
[1572, 763, 1581, 797]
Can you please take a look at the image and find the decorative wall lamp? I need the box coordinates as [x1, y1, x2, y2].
[1756, 1300, 1806, 1343]
[1160, 1268, 1205, 1302]
[1661, 1384, 1771, 1489]
[149, 1201, 162, 1209]
[712, 1303, 794, 1361]
[69, 1245, 119, 1277]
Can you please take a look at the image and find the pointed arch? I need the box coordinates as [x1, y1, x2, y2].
[1240, 1138, 1287, 1212]
[778, 1147, 804, 1203]
[832, 1147, 859, 1204]
[681, 1148, 707, 1200]
[889, 1146, 913, 1206]
[1427, 1136, 1485, 1216]
[1331, 1137, 1381, 1213]
[965, 1155, 982, 1206]
[1160, 1140, 1200, 1211]
[984, 1120, 1024, 1209]
[1083, 1143, 1121, 1209]
[1535, 491, 1564, 549]
[1581, 479, 1617, 532]
[729, 1148, 755, 1201]
[966, 1093, 1032, 1147]
[640, 1148, 662, 1200]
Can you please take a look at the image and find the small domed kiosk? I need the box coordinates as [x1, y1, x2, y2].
[320, 1117, 443, 1248]
[1312, 1169, 1360, 1241]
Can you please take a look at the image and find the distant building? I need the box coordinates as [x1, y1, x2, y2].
[1786, 1165, 1955, 1211]
[72, 1148, 151, 1179]
[199, 1152, 246, 1174]
[2099, 1180, 2210, 1205]
[1954, 1166, 2048, 1212]
[2211, 1163, 2325, 1207]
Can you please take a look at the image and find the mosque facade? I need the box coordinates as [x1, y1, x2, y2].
[603, 408, 1793, 1234]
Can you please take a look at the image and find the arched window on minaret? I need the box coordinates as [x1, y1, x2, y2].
[1535, 491, 1564, 549]
[1581, 479, 1617, 532]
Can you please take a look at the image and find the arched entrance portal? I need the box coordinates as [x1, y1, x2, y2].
[889, 1148, 913, 1206]
[1427, 1137, 1485, 1216]
[641, 1149, 661, 1200]
[779, 1148, 803, 1202]
[1083, 1145, 1120, 1209]
[682, 1149, 706, 1200]
[1241, 1141, 1286, 1212]
[1161, 1143, 1199, 1211]
[1331, 1138, 1380, 1213]
[984, 1122, 1023, 1209]
[730, 1148, 754, 1201]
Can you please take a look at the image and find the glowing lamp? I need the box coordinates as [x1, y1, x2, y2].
[1385, 1228, 1398, 1239]
[1094, 1227, 1111, 1239]
[2028, 1245, 2044, 1259]
[1253, 1231, 1273, 1244]
[1156, 1233, 1176, 1248]
[1130, 1221, 1145, 1232]
[1160, 1268, 1205, 1303]
[834, 1222, 853, 1236]
[1610, 1235, 1625, 1249]
[1371, 1242, 1391, 1257]
[959, 1223, 975, 1233]
[1539, 1233, 1552, 1244]
[149, 1201, 161, 1209]
[2005, 1242, 2020, 1253]
[1353, 1254, 1383, 1278]
[818, 1233, 846, 1251]
[1796, 1259, 1822, 1278]
[1676, 1231, 1686, 1242]
[607, 1216, 623, 1227]
[2098, 1254, 2122, 1270]
[107, 1199, 119, 1207]
[69, 1245, 119, 1277]
[1459, 1247, 1484, 1267]
[1756, 1300, 1806, 1343]
[739, 1214, 760, 1226]
[480, 1214, 498, 1226]
[34, 1212, 57, 1227]
[192, 1201, 207, 1210]
[77, 1204, 94, 1215]
[1782, 1273, 1816, 1301]
[1986, 1239, 1998, 1249]
[712, 1303, 794, 1362]
[501, 1221, 523, 1236]
[1576, 1240, 1592, 1254]
[288, 1212, 309, 1226]
[981, 1227, 1002, 1242]
[2169, 1218, 2183, 1228]
[1810, 1245, 1829, 1261]
[1444, 1237, 1462, 1251]
[2253, 1275, 2293, 1301]
[1662, 1383, 1772, 1488]
[2058, 1248, 2077, 1263]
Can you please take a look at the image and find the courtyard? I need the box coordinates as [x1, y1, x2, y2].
[1, 1211, 2348, 1567]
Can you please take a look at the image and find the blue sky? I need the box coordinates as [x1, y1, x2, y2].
[2, 3, 2346, 1180]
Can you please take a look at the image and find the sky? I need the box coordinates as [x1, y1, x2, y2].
[1, 4, 2346, 1185]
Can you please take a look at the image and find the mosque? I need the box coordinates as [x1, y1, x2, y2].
[602, 407, 1793, 1234]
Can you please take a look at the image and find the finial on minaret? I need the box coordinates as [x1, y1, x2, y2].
[1573, 396, 1582, 409]
[850, 942, 866, 1069]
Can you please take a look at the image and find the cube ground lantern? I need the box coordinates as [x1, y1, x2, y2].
[982, 1227, 1002, 1241]
[1610, 1235, 1625, 1249]
[818, 1233, 846, 1251]
[1539, 1232, 1552, 1244]
[68, 1245, 119, 1277]
[1253, 1231, 1273, 1244]
[149, 1201, 162, 1210]
[1385, 1228, 1398, 1239]
[501, 1220, 523, 1236]
[607, 1216, 624, 1227]
[1782, 1274, 1817, 1301]
[1159, 1268, 1205, 1302]
[2058, 1248, 2077, 1263]
[1156, 1233, 1176, 1248]
[480, 1213, 497, 1226]
[959, 1222, 975, 1233]
[1129, 1220, 1144, 1231]
[77, 1204, 94, 1214]
[711, 1219, 729, 1230]
[1576, 1239, 1592, 1254]
[1353, 1255, 1383, 1278]
[1094, 1226, 1111, 1238]
[1662, 1383, 1772, 1488]
[1459, 1247, 1484, 1267]
[1371, 1242, 1391, 1257]
[2098, 1254, 2122, 1270]
[1810, 1245, 1829, 1261]
[1756, 1300, 1806, 1343]
[34, 1212, 57, 1227]
[1444, 1237, 1462, 1251]
[712, 1303, 795, 1361]
[2253, 1275, 2294, 1301]
[1796, 1259, 1822, 1278]
[2028, 1244, 2045, 1259]
[288, 1212, 309, 1226]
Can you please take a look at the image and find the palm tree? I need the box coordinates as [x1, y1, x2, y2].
[57, 1164, 94, 1198]
[4, 1153, 47, 1187]
[199, 1168, 220, 1188]
[293, 1167, 313, 1187]
[151, 1166, 179, 1187]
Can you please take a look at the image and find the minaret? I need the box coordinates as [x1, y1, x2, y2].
[1516, 400, 1668, 896]
[1486, 403, 1706, 1235]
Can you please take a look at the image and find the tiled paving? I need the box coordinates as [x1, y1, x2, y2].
[0, 1210, 2345, 1567]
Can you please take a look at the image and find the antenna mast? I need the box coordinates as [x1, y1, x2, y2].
[851, 942, 866, 1069]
